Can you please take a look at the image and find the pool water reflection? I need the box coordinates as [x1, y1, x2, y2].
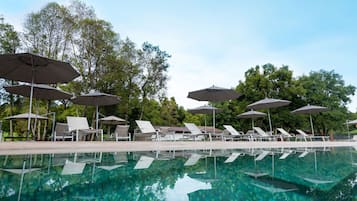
[0, 147, 356, 201]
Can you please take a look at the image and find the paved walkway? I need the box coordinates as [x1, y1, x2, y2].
[0, 141, 355, 155]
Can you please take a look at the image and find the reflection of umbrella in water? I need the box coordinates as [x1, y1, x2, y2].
[188, 85, 241, 133]
[72, 92, 120, 130]
[0, 53, 79, 139]
[237, 110, 267, 130]
[291, 104, 328, 136]
[0, 160, 41, 201]
[188, 105, 222, 133]
[247, 98, 291, 133]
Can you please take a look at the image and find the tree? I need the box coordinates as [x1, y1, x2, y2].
[297, 70, 355, 135]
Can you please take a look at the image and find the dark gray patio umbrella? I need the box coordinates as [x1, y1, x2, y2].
[237, 110, 267, 130]
[188, 85, 241, 133]
[188, 105, 222, 132]
[71, 92, 120, 130]
[247, 98, 291, 133]
[291, 104, 328, 135]
[4, 84, 72, 100]
[0, 53, 79, 139]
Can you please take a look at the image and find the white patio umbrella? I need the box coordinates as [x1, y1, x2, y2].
[291, 104, 328, 136]
[188, 85, 241, 134]
[0, 53, 79, 139]
[247, 98, 291, 133]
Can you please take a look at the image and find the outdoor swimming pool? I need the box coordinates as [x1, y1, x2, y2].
[0, 146, 356, 201]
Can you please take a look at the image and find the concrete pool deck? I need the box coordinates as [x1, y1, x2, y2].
[0, 140, 356, 155]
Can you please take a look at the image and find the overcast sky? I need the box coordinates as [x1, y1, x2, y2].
[2, 0, 357, 111]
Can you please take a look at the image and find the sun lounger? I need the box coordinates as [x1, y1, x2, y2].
[224, 152, 242, 163]
[276, 128, 295, 141]
[253, 127, 282, 141]
[184, 153, 202, 166]
[223, 125, 251, 141]
[183, 123, 212, 141]
[134, 120, 174, 141]
[54, 123, 73, 141]
[134, 156, 154, 169]
[114, 125, 131, 141]
[61, 160, 86, 175]
[67, 116, 103, 141]
[296, 129, 329, 141]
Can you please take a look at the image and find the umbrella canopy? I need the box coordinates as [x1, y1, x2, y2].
[188, 105, 222, 132]
[346, 119, 357, 125]
[247, 98, 291, 132]
[0, 53, 79, 139]
[71, 92, 120, 106]
[0, 53, 79, 84]
[100, 115, 127, 125]
[72, 92, 120, 129]
[291, 105, 328, 115]
[5, 113, 47, 120]
[237, 110, 267, 129]
[187, 85, 241, 102]
[188, 85, 240, 134]
[188, 105, 222, 114]
[291, 104, 328, 136]
[4, 84, 72, 100]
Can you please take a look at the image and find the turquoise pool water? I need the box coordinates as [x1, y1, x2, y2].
[0, 147, 356, 201]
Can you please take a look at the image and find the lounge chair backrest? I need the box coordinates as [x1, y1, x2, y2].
[184, 123, 202, 135]
[55, 123, 69, 135]
[67, 116, 90, 131]
[223, 125, 241, 136]
[115, 125, 129, 137]
[253, 127, 269, 137]
[135, 120, 156, 134]
[296, 129, 308, 137]
[277, 128, 292, 137]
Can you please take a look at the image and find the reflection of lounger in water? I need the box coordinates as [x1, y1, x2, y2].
[243, 170, 269, 178]
[224, 152, 243, 163]
[184, 154, 202, 166]
[299, 175, 335, 185]
[134, 156, 154, 169]
[252, 177, 298, 193]
[255, 150, 270, 161]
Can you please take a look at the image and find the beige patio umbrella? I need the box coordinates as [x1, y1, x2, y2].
[0, 53, 79, 139]
[187, 85, 241, 134]
[100, 115, 127, 135]
[291, 104, 328, 136]
[247, 98, 291, 133]
[5, 113, 47, 137]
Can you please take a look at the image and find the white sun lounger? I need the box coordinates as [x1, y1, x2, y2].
[255, 150, 270, 161]
[223, 125, 250, 141]
[184, 154, 202, 166]
[253, 127, 282, 141]
[224, 152, 242, 163]
[134, 156, 154, 169]
[67, 116, 103, 141]
[135, 120, 174, 141]
[61, 160, 86, 175]
[296, 129, 329, 141]
[184, 123, 211, 141]
[276, 128, 295, 141]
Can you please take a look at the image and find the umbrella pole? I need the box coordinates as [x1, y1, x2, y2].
[204, 115, 207, 133]
[213, 109, 215, 134]
[96, 105, 99, 130]
[27, 78, 34, 140]
[268, 109, 272, 133]
[252, 119, 254, 130]
[310, 114, 314, 136]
